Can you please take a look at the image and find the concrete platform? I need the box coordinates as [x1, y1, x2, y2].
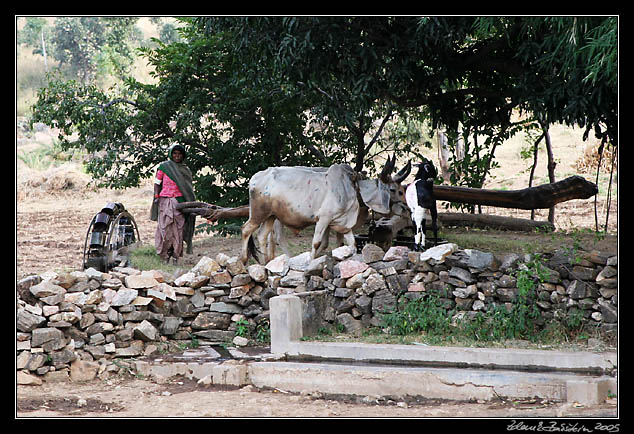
[284, 341, 617, 374]
[248, 361, 616, 404]
[130, 294, 617, 406]
[266, 294, 618, 405]
[132, 352, 616, 406]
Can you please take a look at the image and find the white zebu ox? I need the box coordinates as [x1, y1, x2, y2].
[239, 156, 411, 264]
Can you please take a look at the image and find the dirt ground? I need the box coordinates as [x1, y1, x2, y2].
[16, 373, 618, 418]
[16, 121, 618, 279]
[16, 122, 618, 419]
[15, 179, 617, 280]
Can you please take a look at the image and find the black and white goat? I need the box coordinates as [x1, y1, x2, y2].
[405, 160, 438, 251]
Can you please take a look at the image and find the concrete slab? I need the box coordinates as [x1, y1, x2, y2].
[132, 355, 616, 405]
[285, 341, 617, 375]
[269, 295, 617, 375]
[248, 361, 614, 403]
[270, 295, 303, 354]
[128, 295, 617, 406]
[566, 377, 618, 406]
[212, 361, 249, 386]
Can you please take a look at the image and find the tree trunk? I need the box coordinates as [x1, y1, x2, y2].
[438, 212, 555, 232]
[433, 175, 597, 210]
[542, 123, 557, 223]
[353, 117, 366, 173]
[528, 132, 545, 220]
[436, 129, 452, 183]
[41, 30, 48, 72]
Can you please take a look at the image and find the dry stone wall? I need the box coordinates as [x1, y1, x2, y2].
[16, 242, 617, 383]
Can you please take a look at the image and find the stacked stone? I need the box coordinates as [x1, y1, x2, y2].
[16, 253, 275, 382]
[16, 242, 617, 382]
[545, 249, 618, 332]
[259, 243, 617, 336]
[298, 243, 502, 333]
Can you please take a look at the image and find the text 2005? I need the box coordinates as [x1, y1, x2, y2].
[594, 423, 619, 433]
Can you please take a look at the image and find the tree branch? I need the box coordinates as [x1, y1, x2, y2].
[303, 139, 330, 165]
[386, 86, 513, 109]
[363, 106, 394, 156]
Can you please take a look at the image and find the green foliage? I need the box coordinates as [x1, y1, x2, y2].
[129, 245, 180, 273]
[253, 320, 271, 344]
[177, 333, 200, 350]
[380, 255, 588, 344]
[158, 22, 182, 45]
[48, 17, 138, 83]
[514, 17, 617, 146]
[462, 256, 544, 342]
[30, 18, 415, 206]
[31, 74, 147, 189]
[380, 294, 452, 337]
[234, 318, 270, 344]
[29, 16, 617, 208]
[17, 17, 50, 56]
[235, 318, 250, 338]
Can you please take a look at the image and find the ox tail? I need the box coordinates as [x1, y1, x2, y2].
[247, 235, 261, 263]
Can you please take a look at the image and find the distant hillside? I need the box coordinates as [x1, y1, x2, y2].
[16, 17, 175, 117]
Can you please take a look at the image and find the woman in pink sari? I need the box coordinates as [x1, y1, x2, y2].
[150, 144, 196, 264]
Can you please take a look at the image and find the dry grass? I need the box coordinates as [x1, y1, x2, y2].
[574, 142, 617, 174]
[17, 164, 93, 200]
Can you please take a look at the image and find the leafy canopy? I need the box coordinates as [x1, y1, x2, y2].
[30, 16, 617, 208]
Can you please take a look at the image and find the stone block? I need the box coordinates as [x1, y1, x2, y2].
[362, 244, 385, 263]
[186, 362, 219, 380]
[270, 295, 303, 354]
[70, 359, 100, 382]
[338, 260, 369, 279]
[332, 245, 355, 260]
[191, 256, 222, 276]
[212, 361, 248, 386]
[247, 264, 268, 282]
[566, 378, 616, 405]
[125, 274, 159, 289]
[134, 320, 159, 341]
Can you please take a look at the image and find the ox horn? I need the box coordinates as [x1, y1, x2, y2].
[379, 154, 396, 183]
[392, 160, 411, 184]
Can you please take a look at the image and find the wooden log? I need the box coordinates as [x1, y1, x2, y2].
[175, 201, 214, 210]
[176, 202, 250, 221]
[205, 205, 249, 222]
[438, 212, 555, 232]
[175, 202, 213, 217]
[433, 175, 598, 210]
[179, 207, 214, 217]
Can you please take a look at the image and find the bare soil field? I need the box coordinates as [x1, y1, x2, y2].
[15, 178, 617, 280]
[16, 122, 618, 279]
[15, 122, 618, 419]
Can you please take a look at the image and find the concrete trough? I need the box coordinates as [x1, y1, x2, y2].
[266, 295, 618, 405]
[131, 295, 617, 406]
[248, 361, 616, 404]
[282, 341, 616, 375]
